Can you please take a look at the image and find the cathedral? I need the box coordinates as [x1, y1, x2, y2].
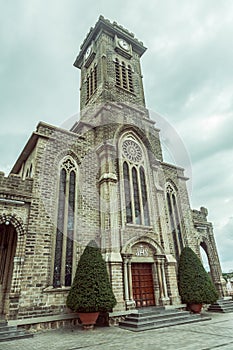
[0, 16, 225, 322]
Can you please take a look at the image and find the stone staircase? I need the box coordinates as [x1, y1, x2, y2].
[0, 320, 33, 342]
[208, 298, 233, 313]
[119, 307, 211, 332]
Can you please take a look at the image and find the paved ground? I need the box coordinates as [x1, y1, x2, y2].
[2, 312, 233, 350]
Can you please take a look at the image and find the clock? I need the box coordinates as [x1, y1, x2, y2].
[85, 45, 92, 59]
[118, 39, 130, 51]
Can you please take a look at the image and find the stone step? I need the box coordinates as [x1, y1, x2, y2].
[216, 300, 233, 305]
[119, 309, 211, 332]
[124, 310, 190, 323]
[120, 313, 210, 332]
[129, 307, 167, 318]
[120, 314, 199, 327]
[210, 302, 233, 307]
[0, 321, 8, 328]
[134, 306, 165, 313]
[0, 332, 33, 342]
[209, 303, 233, 309]
[0, 324, 17, 333]
[208, 299, 233, 313]
[120, 318, 209, 332]
[0, 321, 33, 342]
[208, 307, 233, 313]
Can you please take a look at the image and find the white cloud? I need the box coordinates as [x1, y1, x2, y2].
[217, 217, 233, 272]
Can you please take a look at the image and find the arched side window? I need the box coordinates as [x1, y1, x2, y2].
[121, 62, 127, 89]
[29, 164, 33, 177]
[86, 64, 97, 102]
[123, 162, 132, 223]
[114, 58, 134, 93]
[53, 158, 77, 288]
[24, 163, 33, 179]
[132, 166, 141, 224]
[166, 184, 183, 261]
[140, 167, 150, 226]
[121, 137, 150, 226]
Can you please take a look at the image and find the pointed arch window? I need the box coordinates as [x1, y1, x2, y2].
[114, 59, 134, 93]
[121, 62, 128, 89]
[53, 158, 77, 288]
[140, 167, 150, 226]
[121, 138, 150, 226]
[86, 64, 97, 102]
[166, 184, 183, 261]
[123, 162, 150, 226]
[123, 162, 132, 223]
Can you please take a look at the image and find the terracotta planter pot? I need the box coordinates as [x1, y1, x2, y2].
[188, 303, 203, 313]
[78, 312, 99, 330]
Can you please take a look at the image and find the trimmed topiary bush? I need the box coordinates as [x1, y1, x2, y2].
[66, 240, 117, 313]
[178, 247, 219, 304]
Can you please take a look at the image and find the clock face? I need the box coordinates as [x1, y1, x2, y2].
[118, 39, 130, 51]
[85, 45, 92, 59]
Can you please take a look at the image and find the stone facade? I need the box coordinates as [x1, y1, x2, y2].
[0, 16, 225, 321]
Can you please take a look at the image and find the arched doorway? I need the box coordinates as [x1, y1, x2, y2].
[200, 244, 210, 272]
[131, 262, 155, 307]
[0, 223, 17, 317]
[200, 241, 217, 287]
[122, 236, 170, 308]
[200, 239, 225, 297]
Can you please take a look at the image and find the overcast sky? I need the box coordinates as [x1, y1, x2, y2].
[0, 1, 232, 272]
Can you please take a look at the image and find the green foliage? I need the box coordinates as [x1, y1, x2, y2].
[66, 240, 117, 313]
[178, 247, 219, 304]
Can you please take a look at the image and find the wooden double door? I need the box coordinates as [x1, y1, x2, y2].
[132, 263, 155, 308]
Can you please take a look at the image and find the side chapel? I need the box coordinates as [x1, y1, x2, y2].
[0, 16, 225, 321]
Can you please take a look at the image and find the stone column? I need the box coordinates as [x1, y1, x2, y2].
[208, 225, 226, 297]
[122, 254, 135, 309]
[128, 255, 133, 301]
[165, 255, 181, 305]
[122, 255, 129, 302]
[96, 142, 120, 254]
[155, 255, 169, 304]
[160, 257, 169, 299]
[156, 257, 164, 300]
[152, 162, 167, 251]
[96, 142, 125, 310]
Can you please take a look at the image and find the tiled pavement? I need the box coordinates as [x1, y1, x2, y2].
[1, 312, 233, 350]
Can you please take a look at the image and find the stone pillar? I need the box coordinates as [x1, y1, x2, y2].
[128, 255, 133, 301]
[164, 254, 181, 305]
[156, 258, 164, 300]
[96, 142, 120, 255]
[122, 254, 135, 309]
[152, 162, 170, 252]
[155, 255, 170, 305]
[96, 142, 126, 311]
[122, 255, 129, 302]
[208, 225, 226, 297]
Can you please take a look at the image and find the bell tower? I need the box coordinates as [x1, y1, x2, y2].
[74, 16, 147, 112]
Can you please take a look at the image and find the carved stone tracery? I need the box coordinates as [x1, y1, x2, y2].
[122, 139, 142, 163]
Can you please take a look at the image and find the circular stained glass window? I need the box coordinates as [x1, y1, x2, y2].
[122, 140, 143, 163]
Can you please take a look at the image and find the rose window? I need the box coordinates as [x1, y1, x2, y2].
[122, 140, 142, 163]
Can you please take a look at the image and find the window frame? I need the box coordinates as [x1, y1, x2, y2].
[114, 58, 134, 93]
[166, 183, 183, 261]
[86, 63, 98, 103]
[52, 157, 78, 288]
[119, 134, 151, 227]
